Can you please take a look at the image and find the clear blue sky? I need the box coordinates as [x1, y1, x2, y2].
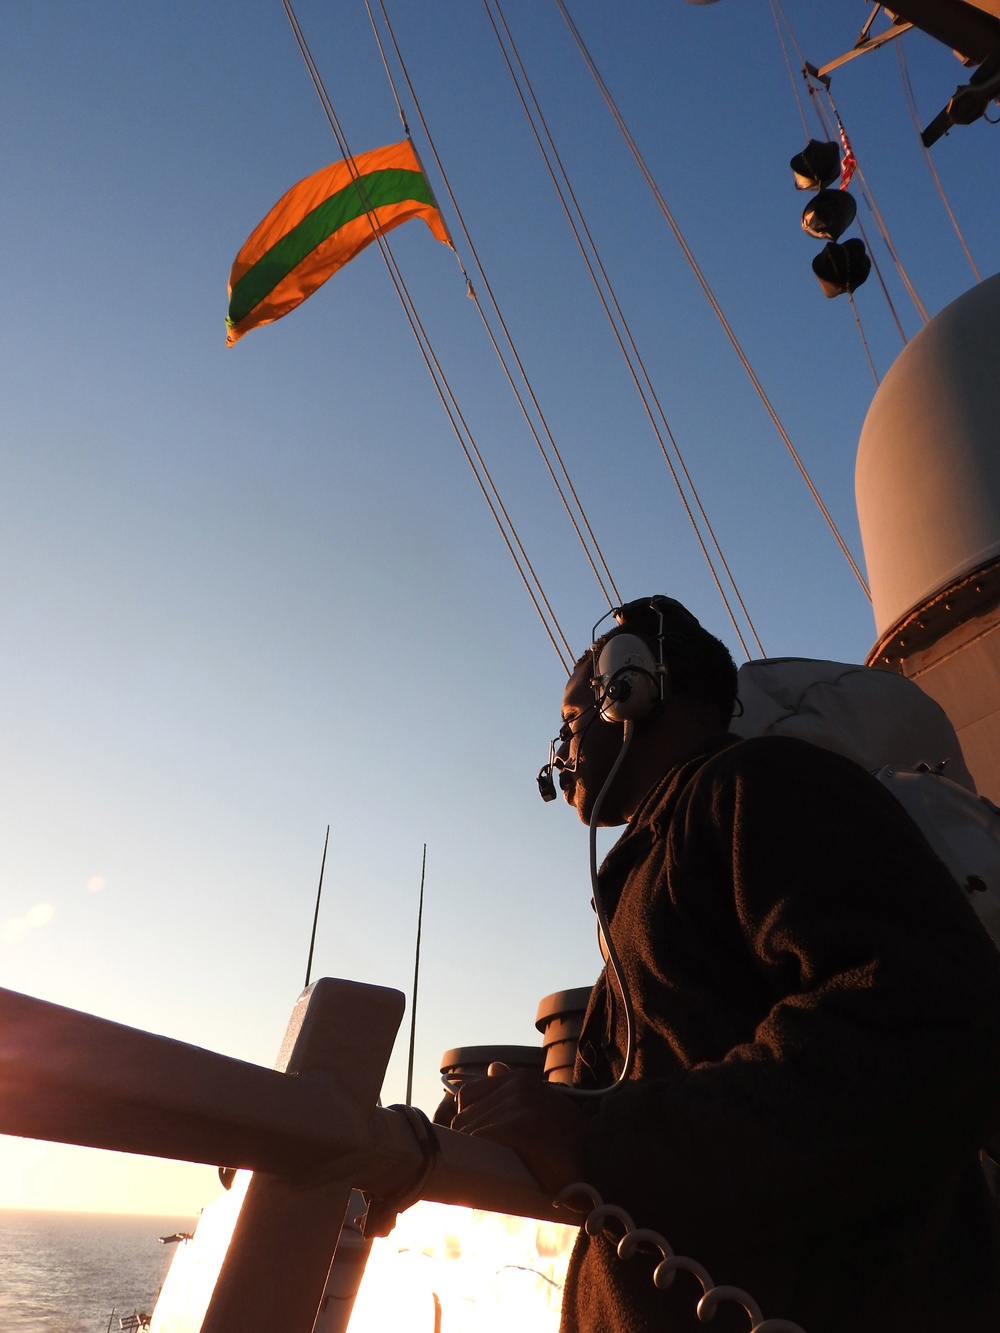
[1, 1, 997, 1213]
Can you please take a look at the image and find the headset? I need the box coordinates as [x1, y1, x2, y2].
[537, 598, 673, 800]
[590, 597, 671, 723]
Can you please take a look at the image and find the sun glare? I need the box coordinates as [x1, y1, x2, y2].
[151, 1183, 578, 1333]
[348, 1201, 578, 1333]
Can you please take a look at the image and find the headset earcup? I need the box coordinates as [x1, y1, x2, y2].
[595, 633, 662, 722]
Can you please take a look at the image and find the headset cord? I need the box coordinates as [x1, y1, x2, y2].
[569, 720, 638, 1098]
[554, 1184, 808, 1332]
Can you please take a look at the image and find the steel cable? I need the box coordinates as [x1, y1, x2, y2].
[554, 0, 871, 601]
[366, 0, 622, 613]
[486, 0, 764, 658]
[279, 0, 574, 668]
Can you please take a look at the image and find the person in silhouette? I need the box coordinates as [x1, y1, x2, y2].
[452, 596, 1000, 1333]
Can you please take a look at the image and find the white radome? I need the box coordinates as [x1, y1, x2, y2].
[856, 272, 1000, 639]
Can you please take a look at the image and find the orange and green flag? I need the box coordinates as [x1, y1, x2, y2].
[226, 139, 450, 347]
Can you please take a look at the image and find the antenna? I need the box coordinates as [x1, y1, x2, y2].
[304, 825, 330, 989]
[404, 844, 427, 1106]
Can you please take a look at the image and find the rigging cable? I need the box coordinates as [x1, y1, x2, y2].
[827, 100, 930, 326]
[485, 0, 763, 659]
[770, 0, 810, 142]
[554, 0, 871, 602]
[854, 212, 907, 346]
[366, 0, 621, 612]
[849, 292, 880, 388]
[897, 43, 982, 283]
[278, 0, 574, 670]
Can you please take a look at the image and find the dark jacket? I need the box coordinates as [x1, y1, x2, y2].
[562, 734, 1000, 1333]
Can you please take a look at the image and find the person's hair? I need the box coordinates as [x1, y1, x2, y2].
[579, 596, 738, 727]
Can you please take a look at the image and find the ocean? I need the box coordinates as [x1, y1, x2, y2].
[0, 1211, 197, 1333]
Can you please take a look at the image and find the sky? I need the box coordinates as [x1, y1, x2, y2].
[1, 1, 998, 1216]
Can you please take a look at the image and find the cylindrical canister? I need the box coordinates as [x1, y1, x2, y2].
[534, 987, 593, 1085]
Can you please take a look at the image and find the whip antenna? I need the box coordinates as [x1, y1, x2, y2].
[405, 844, 428, 1106]
[304, 824, 330, 989]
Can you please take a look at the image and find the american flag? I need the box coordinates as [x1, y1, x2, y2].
[837, 116, 858, 190]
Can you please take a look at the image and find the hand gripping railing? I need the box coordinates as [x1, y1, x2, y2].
[554, 1184, 808, 1333]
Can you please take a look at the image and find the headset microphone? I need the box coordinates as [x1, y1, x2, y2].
[536, 762, 557, 802]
